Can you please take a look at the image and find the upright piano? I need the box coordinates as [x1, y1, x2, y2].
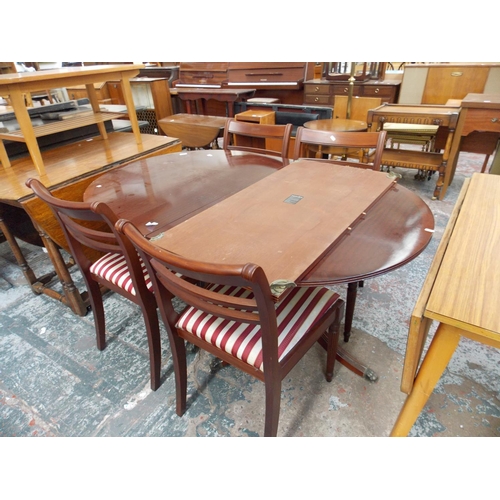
[172, 62, 315, 114]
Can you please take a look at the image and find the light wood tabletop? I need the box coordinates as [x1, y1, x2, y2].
[392, 173, 500, 436]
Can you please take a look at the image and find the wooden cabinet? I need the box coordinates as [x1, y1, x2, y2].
[105, 77, 174, 134]
[304, 79, 400, 106]
[399, 63, 500, 104]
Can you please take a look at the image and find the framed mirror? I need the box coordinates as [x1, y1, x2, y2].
[324, 62, 385, 81]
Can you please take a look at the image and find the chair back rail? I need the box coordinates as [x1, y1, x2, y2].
[293, 128, 387, 170]
[223, 118, 292, 165]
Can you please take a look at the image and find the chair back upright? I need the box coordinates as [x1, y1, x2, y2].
[223, 118, 292, 165]
[293, 127, 387, 170]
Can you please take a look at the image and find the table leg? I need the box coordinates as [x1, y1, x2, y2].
[120, 77, 143, 145]
[9, 89, 46, 175]
[0, 140, 11, 168]
[85, 83, 108, 140]
[390, 322, 461, 436]
[343, 281, 359, 342]
[34, 221, 90, 317]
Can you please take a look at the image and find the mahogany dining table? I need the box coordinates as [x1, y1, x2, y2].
[84, 149, 434, 381]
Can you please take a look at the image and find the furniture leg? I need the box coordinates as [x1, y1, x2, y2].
[0, 216, 39, 286]
[343, 281, 358, 342]
[85, 83, 108, 140]
[390, 322, 461, 436]
[318, 334, 378, 382]
[0, 139, 11, 168]
[9, 89, 46, 175]
[34, 221, 90, 316]
[120, 77, 143, 145]
[401, 316, 433, 394]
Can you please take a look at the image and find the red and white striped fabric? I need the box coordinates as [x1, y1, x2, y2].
[90, 252, 152, 296]
[176, 284, 340, 371]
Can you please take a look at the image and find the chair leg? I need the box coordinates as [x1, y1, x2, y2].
[87, 277, 106, 351]
[264, 380, 282, 437]
[170, 333, 188, 416]
[140, 301, 163, 391]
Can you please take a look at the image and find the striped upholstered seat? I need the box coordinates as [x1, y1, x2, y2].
[177, 284, 341, 371]
[90, 252, 152, 296]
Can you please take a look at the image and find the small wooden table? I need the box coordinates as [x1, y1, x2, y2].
[445, 93, 500, 190]
[174, 87, 256, 117]
[391, 173, 500, 436]
[0, 64, 145, 175]
[157, 113, 227, 149]
[303, 118, 367, 132]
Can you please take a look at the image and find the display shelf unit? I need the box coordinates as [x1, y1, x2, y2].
[0, 64, 144, 174]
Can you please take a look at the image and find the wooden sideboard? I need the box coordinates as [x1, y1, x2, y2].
[399, 63, 500, 105]
[303, 79, 401, 106]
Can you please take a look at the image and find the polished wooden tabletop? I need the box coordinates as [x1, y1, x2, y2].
[84, 149, 434, 286]
[303, 118, 368, 132]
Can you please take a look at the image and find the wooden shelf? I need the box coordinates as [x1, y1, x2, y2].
[0, 64, 144, 175]
[0, 111, 126, 142]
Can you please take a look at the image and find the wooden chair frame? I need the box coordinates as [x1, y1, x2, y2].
[293, 127, 387, 170]
[25, 179, 163, 391]
[117, 218, 345, 437]
[223, 118, 292, 166]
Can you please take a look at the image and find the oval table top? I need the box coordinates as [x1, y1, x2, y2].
[304, 118, 368, 132]
[84, 149, 434, 287]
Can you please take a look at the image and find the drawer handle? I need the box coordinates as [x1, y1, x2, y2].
[492, 118, 499, 123]
[343, 88, 348, 93]
[315, 86, 320, 92]
[315, 97, 319, 102]
[374, 88, 380, 93]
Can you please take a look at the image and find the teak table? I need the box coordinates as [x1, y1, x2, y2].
[391, 173, 500, 436]
[0, 64, 144, 174]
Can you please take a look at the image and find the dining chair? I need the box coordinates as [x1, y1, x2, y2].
[223, 118, 293, 166]
[293, 127, 388, 170]
[25, 178, 163, 391]
[116, 218, 345, 437]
